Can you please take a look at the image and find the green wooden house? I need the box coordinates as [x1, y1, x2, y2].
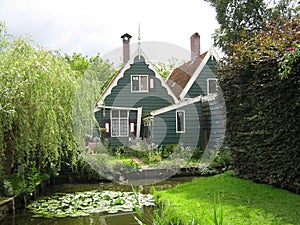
[94, 32, 225, 149]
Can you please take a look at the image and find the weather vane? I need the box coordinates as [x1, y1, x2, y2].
[138, 22, 141, 60]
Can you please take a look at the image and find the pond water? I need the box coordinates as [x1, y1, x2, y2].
[1, 177, 194, 225]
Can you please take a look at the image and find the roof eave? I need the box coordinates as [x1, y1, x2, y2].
[150, 95, 202, 116]
[178, 46, 220, 99]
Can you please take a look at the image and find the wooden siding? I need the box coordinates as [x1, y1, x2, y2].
[153, 101, 202, 148]
[104, 56, 175, 115]
[186, 58, 217, 98]
[201, 97, 226, 149]
[96, 56, 176, 148]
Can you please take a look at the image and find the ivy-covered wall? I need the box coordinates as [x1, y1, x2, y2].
[220, 61, 300, 193]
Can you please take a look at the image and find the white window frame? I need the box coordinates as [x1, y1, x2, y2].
[131, 75, 149, 92]
[176, 110, 185, 133]
[207, 78, 218, 95]
[111, 110, 129, 137]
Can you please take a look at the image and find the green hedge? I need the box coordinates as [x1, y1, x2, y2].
[220, 61, 300, 193]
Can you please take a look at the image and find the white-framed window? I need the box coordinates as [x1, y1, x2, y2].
[207, 78, 218, 94]
[111, 110, 129, 137]
[176, 110, 185, 133]
[131, 75, 148, 92]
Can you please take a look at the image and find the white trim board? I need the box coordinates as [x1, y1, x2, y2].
[179, 46, 220, 99]
[150, 95, 202, 116]
[94, 105, 142, 113]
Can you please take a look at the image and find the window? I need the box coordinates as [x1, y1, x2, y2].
[111, 110, 129, 137]
[207, 78, 218, 94]
[176, 110, 185, 133]
[131, 75, 148, 92]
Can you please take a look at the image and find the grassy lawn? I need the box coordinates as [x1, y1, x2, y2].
[155, 171, 300, 225]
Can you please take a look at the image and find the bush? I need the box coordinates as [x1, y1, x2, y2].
[212, 146, 232, 169]
[220, 60, 300, 193]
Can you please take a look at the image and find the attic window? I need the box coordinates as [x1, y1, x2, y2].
[131, 75, 148, 92]
[207, 78, 218, 95]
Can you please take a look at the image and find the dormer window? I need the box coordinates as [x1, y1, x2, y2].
[131, 75, 148, 92]
[207, 78, 218, 95]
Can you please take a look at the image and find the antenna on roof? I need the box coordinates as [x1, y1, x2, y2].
[138, 22, 141, 60]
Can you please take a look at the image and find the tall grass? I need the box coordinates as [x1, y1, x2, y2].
[133, 186, 224, 225]
[155, 171, 300, 225]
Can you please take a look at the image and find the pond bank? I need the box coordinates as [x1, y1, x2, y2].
[54, 164, 220, 186]
[0, 176, 195, 225]
[0, 179, 53, 219]
[0, 164, 219, 220]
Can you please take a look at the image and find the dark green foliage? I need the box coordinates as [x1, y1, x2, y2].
[205, 0, 299, 54]
[204, 0, 268, 53]
[191, 147, 204, 160]
[215, 12, 299, 193]
[161, 144, 177, 158]
[219, 60, 300, 193]
[212, 146, 232, 169]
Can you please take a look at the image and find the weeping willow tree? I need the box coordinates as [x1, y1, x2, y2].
[0, 21, 117, 195]
[66, 52, 116, 151]
[0, 22, 80, 195]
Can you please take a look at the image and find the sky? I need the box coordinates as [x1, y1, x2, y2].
[0, 0, 219, 64]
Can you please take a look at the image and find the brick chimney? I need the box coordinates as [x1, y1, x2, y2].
[190, 32, 200, 60]
[121, 33, 132, 65]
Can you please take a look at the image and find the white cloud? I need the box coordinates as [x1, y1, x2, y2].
[0, 0, 219, 58]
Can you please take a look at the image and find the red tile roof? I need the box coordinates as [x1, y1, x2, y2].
[166, 52, 207, 98]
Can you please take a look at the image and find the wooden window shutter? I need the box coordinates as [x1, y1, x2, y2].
[103, 119, 111, 138]
[149, 77, 155, 92]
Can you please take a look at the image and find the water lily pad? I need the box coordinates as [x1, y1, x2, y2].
[27, 190, 154, 218]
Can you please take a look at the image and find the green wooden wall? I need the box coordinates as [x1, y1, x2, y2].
[153, 101, 202, 148]
[201, 97, 226, 150]
[186, 58, 217, 98]
[105, 56, 175, 114]
[96, 55, 176, 148]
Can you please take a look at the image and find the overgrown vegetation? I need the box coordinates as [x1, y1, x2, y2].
[84, 142, 231, 182]
[202, 0, 300, 194]
[0, 22, 116, 197]
[217, 13, 299, 192]
[0, 23, 77, 196]
[155, 171, 300, 225]
[204, 0, 299, 54]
